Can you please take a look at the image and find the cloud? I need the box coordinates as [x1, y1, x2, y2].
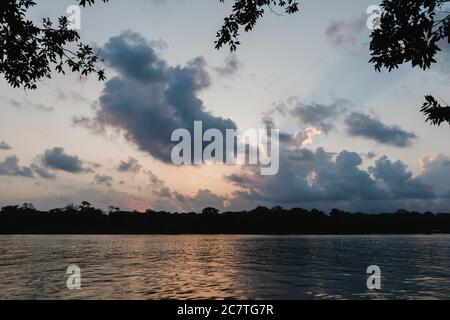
[225, 136, 446, 212]
[272, 128, 322, 151]
[325, 15, 368, 57]
[143, 170, 226, 212]
[345, 112, 417, 148]
[369, 156, 434, 199]
[152, 188, 226, 213]
[56, 89, 90, 104]
[76, 31, 236, 163]
[94, 174, 114, 187]
[366, 151, 377, 159]
[39, 147, 92, 174]
[290, 99, 349, 133]
[419, 154, 450, 197]
[262, 110, 323, 149]
[9, 99, 54, 112]
[179, 189, 226, 212]
[117, 157, 142, 173]
[289, 128, 323, 148]
[0, 141, 12, 150]
[0, 156, 34, 178]
[214, 54, 242, 77]
[268, 97, 416, 149]
[30, 164, 56, 179]
[228, 148, 386, 205]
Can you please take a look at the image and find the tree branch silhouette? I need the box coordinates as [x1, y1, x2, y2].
[0, 0, 108, 90]
[369, 0, 450, 125]
[3, 0, 449, 128]
[215, 0, 299, 51]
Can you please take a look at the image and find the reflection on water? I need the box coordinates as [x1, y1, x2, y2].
[0, 235, 450, 299]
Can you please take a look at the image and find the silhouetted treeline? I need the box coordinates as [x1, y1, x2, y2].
[1, 202, 450, 235]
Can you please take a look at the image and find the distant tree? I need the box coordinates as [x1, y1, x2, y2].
[395, 209, 410, 215]
[330, 208, 350, 216]
[20, 202, 35, 211]
[1, 203, 450, 234]
[63, 204, 78, 215]
[0, 0, 108, 90]
[271, 205, 283, 213]
[202, 207, 220, 215]
[108, 206, 120, 214]
[311, 208, 325, 216]
[289, 207, 309, 215]
[369, 0, 450, 125]
[80, 201, 92, 209]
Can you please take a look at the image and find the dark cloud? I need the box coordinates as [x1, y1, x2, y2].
[228, 148, 386, 205]
[77, 31, 236, 163]
[0, 156, 34, 178]
[30, 164, 56, 180]
[72, 116, 95, 130]
[419, 154, 450, 198]
[40, 147, 91, 174]
[94, 174, 114, 187]
[369, 156, 434, 199]
[214, 54, 242, 77]
[226, 138, 443, 212]
[345, 112, 417, 148]
[366, 151, 377, 159]
[117, 157, 142, 173]
[0, 141, 12, 150]
[102, 31, 168, 82]
[290, 99, 349, 133]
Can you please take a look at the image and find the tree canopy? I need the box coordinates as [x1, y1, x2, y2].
[369, 0, 450, 125]
[0, 0, 299, 90]
[215, 0, 299, 51]
[0, 0, 108, 90]
[1, 0, 449, 126]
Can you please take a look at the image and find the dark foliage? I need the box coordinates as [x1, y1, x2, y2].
[0, 0, 300, 89]
[216, 0, 299, 51]
[421, 95, 450, 125]
[0, 0, 108, 90]
[202, 207, 220, 215]
[2, 0, 449, 128]
[1, 202, 450, 235]
[369, 0, 450, 125]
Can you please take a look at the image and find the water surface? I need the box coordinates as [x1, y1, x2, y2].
[0, 235, 449, 299]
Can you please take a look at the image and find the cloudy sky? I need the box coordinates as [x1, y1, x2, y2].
[1, 0, 450, 213]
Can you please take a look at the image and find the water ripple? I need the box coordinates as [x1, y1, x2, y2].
[0, 235, 449, 299]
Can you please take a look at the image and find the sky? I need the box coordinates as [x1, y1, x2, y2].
[1, 0, 450, 213]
